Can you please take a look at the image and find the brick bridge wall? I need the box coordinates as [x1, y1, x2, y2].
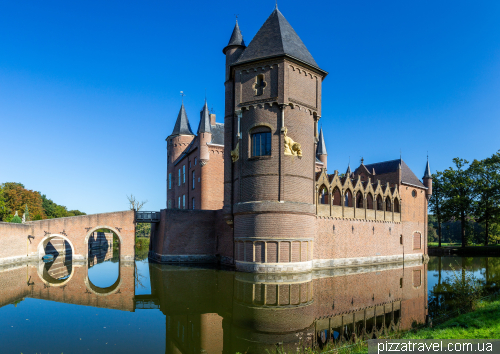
[0, 210, 135, 265]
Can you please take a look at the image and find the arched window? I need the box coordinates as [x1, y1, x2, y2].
[386, 197, 392, 211]
[332, 187, 342, 206]
[356, 191, 363, 208]
[319, 186, 329, 204]
[366, 193, 374, 209]
[394, 198, 400, 213]
[251, 127, 272, 157]
[376, 195, 383, 211]
[344, 189, 352, 207]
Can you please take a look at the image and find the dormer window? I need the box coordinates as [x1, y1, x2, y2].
[253, 74, 267, 96]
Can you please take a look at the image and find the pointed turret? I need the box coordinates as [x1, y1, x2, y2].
[223, 19, 247, 81]
[316, 127, 327, 170]
[234, 8, 322, 72]
[423, 157, 432, 200]
[223, 20, 245, 53]
[166, 102, 196, 165]
[345, 164, 351, 177]
[197, 100, 212, 134]
[169, 103, 194, 138]
[423, 158, 432, 179]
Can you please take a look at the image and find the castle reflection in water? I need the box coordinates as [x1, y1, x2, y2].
[0, 245, 427, 353]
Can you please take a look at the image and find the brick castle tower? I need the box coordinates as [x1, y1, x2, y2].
[223, 7, 328, 272]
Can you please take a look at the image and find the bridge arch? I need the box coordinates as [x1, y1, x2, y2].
[84, 225, 124, 253]
[36, 234, 76, 287]
[84, 272, 123, 296]
[84, 225, 123, 296]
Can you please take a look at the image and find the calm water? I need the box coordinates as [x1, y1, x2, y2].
[0, 250, 498, 354]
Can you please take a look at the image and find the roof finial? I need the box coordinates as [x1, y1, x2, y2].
[275, 0, 278, 10]
[361, 157, 364, 165]
[235, 14, 239, 23]
[180, 91, 185, 104]
[205, 88, 207, 102]
[400, 148, 402, 160]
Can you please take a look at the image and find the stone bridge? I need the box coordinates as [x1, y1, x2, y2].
[0, 210, 136, 265]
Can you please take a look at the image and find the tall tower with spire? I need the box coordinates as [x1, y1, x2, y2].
[223, 8, 328, 272]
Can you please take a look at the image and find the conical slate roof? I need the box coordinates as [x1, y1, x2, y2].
[235, 8, 319, 69]
[197, 100, 212, 134]
[423, 158, 432, 179]
[224, 20, 245, 51]
[170, 103, 194, 138]
[316, 127, 327, 155]
[345, 164, 351, 176]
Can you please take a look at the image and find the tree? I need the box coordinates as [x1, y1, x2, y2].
[0, 185, 5, 221]
[11, 214, 22, 223]
[441, 158, 477, 248]
[470, 151, 500, 245]
[127, 194, 148, 211]
[2, 183, 45, 221]
[429, 171, 446, 247]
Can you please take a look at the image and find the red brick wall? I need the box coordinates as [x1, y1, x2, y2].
[0, 222, 30, 260]
[315, 218, 404, 260]
[151, 209, 218, 256]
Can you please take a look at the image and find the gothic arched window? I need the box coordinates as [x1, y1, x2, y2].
[319, 186, 329, 204]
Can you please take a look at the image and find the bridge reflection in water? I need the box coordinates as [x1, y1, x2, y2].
[0, 249, 427, 353]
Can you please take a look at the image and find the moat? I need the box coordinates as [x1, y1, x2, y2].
[0, 251, 498, 353]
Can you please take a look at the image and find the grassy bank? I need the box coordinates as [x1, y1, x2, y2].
[275, 299, 500, 354]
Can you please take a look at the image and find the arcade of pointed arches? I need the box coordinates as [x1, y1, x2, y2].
[316, 169, 401, 222]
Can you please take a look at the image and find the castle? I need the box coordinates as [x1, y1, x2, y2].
[150, 7, 431, 273]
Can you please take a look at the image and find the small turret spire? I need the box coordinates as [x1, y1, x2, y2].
[316, 127, 327, 156]
[169, 102, 194, 138]
[423, 156, 432, 179]
[345, 162, 351, 177]
[223, 18, 246, 53]
[197, 100, 212, 134]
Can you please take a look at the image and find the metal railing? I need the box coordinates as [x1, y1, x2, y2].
[136, 211, 161, 223]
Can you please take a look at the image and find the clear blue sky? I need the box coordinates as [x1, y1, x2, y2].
[1, 1, 499, 214]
